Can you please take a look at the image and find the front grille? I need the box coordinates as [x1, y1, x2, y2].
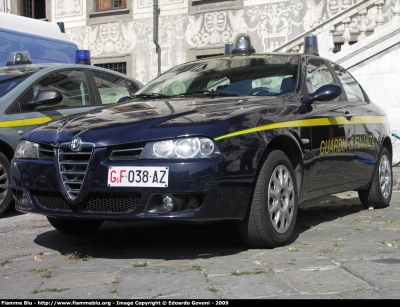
[110, 142, 146, 160]
[33, 191, 140, 213]
[85, 194, 139, 212]
[35, 191, 70, 211]
[58, 142, 94, 200]
[39, 144, 55, 159]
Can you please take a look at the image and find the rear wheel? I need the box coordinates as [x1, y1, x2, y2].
[0, 152, 13, 217]
[47, 217, 103, 233]
[238, 150, 298, 248]
[358, 147, 392, 209]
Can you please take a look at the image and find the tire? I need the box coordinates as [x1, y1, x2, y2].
[47, 216, 103, 233]
[238, 150, 298, 248]
[0, 152, 13, 217]
[358, 147, 392, 209]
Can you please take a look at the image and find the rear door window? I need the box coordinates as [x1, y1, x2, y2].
[91, 70, 140, 104]
[329, 62, 366, 101]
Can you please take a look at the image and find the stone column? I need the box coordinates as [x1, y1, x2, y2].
[341, 18, 351, 50]
[329, 26, 335, 54]
[375, 0, 385, 31]
[357, 9, 367, 41]
[393, 0, 400, 23]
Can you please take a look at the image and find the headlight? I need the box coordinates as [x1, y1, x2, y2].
[15, 140, 39, 159]
[174, 138, 200, 158]
[140, 137, 219, 159]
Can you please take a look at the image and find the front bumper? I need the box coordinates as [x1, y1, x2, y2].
[10, 154, 254, 221]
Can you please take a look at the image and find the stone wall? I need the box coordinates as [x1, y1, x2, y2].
[50, 0, 395, 84]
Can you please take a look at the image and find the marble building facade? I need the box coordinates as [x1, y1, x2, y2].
[1, 1, 395, 82]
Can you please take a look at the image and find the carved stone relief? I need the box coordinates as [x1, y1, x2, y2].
[89, 22, 136, 56]
[327, 0, 356, 17]
[56, 0, 82, 18]
[138, 0, 183, 9]
[246, 1, 304, 52]
[186, 10, 247, 47]
[66, 26, 88, 50]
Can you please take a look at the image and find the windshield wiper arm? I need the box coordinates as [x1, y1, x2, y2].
[131, 93, 172, 99]
[175, 90, 242, 97]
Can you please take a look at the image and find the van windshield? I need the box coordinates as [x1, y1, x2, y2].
[0, 66, 43, 98]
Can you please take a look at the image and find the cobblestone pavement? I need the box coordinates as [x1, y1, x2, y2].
[1, 167, 400, 300]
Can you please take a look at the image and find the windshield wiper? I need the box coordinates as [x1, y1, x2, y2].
[175, 90, 242, 97]
[131, 93, 172, 99]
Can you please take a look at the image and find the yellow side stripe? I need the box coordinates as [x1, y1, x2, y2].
[215, 115, 389, 141]
[0, 116, 65, 128]
[353, 116, 389, 124]
[215, 119, 310, 141]
[0, 114, 389, 140]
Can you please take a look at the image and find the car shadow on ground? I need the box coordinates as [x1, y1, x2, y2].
[32, 195, 366, 260]
[290, 195, 365, 244]
[1, 203, 25, 219]
[34, 220, 249, 260]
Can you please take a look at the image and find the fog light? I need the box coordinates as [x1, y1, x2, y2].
[187, 198, 200, 210]
[16, 190, 29, 207]
[162, 195, 175, 212]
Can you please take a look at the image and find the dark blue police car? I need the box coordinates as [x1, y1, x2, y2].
[10, 34, 393, 248]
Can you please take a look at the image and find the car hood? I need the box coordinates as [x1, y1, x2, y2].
[25, 96, 292, 146]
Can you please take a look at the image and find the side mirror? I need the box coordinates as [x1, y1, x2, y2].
[27, 90, 63, 108]
[117, 96, 130, 103]
[306, 84, 342, 104]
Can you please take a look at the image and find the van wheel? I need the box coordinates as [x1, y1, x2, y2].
[238, 150, 298, 248]
[358, 147, 392, 209]
[0, 152, 13, 217]
[47, 217, 103, 233]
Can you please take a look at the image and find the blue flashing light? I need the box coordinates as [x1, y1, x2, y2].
[75, 50, 91, 65]
[231, 33, 256, 56]
[304, 34, 319, 56]
[6, 51, 32, 66]
[224, 43, 233, 55]
[57, 22, 65, 33]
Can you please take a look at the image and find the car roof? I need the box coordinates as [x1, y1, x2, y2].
[157, 52, 306, 76]
[195, 52, 303, 61]
[0, 63, 143, 84]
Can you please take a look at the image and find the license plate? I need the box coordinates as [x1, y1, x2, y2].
[107, 166, 169, 187]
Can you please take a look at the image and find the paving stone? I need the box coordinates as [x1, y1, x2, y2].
[0, 273, 42, 299]
[117, 266, 209, 299]
[337, 258, 400, 290]
[275, 266, 371, 294]
[208, 273, 298, 299]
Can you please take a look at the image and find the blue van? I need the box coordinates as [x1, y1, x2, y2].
[0, 12, 78, 66]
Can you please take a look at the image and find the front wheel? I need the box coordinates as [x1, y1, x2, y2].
[47, 217, 104, 233]
[238, 150, 298, 248]
[358, 147, 392, 209]
[0, 152, 13, 217]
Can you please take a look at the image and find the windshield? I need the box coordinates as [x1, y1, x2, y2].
[137, 55, 300, 97]
[0, 66, 42, 98]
